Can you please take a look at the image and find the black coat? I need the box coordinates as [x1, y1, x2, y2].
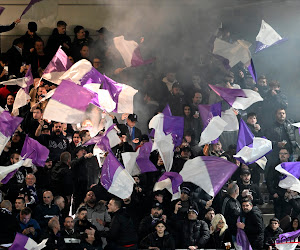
[140, 231, 175, 249]
[221, 195, 241, 236]
[0, 208, 20, 244]
[42, 230, 66, 250]
[45, 28, 71, 57]
[51, 161, 73, 196]
[264, 225, 283, 248]
[33, 203, 60, 232]
[20, 32, 42, 59]
[237, 181, 263, 206]
[6, 45, 24, 77]
[139, 215, 164, 240]
[205, 228, 232, 249]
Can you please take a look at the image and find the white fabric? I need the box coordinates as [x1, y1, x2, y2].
[256, 20, 283, 46]
[43, 99, 85, 124]
[153, 177, 181, 201]
[121, 151, 140, 176]
[0, 160, 24, 182]
[276, 164, 300, 193]
[59, 59, 93, 85]
[38, 89, 55, 103]
[232, 89, 263, 110]
[106, 128, 121, 149]
[113, 36, 139, 67]
[82, 104, 103, 137]
[276, 239, 298, 250]
[24, 237, 48, 250]
[2, 77, 27, 88]
[255, 156, 267, 170]
[0, 132, 10, 156]
[213, 38, 252, 67]
[97, 89, 116, 113]
[117, 84, 138, 114]
[199, 116, 227, 146]
[12, 89, 31, 116]
[108, 167, 135, 199]
[234, 137, 272, 164]
[179, 157, 215, 197]
[292, 122, 300, 128]
[42, 72, 65, 85]
[221, 108, 239, 131]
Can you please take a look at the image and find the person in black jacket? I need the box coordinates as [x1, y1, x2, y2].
[42, 216, 66, 250]
[246, 112, 263, 137]
[0, 18, 21, 33]
[237, 199, 264, 250]
[264, 217, 283, 250]
[6, 38, 25, 77]
[140, 221, 175, 250]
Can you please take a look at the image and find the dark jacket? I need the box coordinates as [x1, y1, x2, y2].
[45, 28, 71, 57]
[205, 228, 232, 249]
[264, 225, 283, 248]
[139, 214, 165, 240]
[241, 206, 264, 249]
[20, 32, 42, 59]
[289, 196, 300, 218]
[237, 181, 263, 206]
[33, 203, 60, 232]
[246, 123, 264, 137]
[17, 214, 41, 240]
[42, 230, 66, 250]
[118, 124, 142, 150]
[140, 231, 175, 249]
[61, 229, 82, 250]
[0, 208, 20, 244]
[51, 161, 73, 196]
[0, 22, 16, 33]
[6, 45, 24, 77]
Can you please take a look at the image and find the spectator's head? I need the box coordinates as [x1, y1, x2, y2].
[74, 25, 85, 39]
[154, 191, 164, 204]
[79, 130, 91, 144]
[43, 191, 53, 205]
[45, 158, 53, 169]
[127, 114, 137, 128]
[27, 22, 37, 36]
[13, 38, 24, 49]
[92, 57, 102, 69]
[15, 197, 26, 211]
[72, 131, 81, 146]
[151, 202, 163, 218]
[171, 82, 180, 96]
[165, 71, 176, 83]
[34, 39, 44, 54]
[1, 200, 12, 212]
[10, 152, 20, 164]
[155, 221, 166, 235]
[68, 56, 74, 64]
[107, 197, 122, 213]
[42, 124, 50, 135]
[269, 217, 280, 231]
[257, 75, 267, 87]
[84, 191, 96, 205]
[77, 207, 88, 221]
[139, 134, 149, 146]
[60, 151, 71, 165]
[240, 169, 251, 185]
[96, 27, 108, 40]
[204, 207, 215, 222]
[48, 216, 60, 233]
[192, 74, 201, 87]
[32, 107, 42, 120]
[123, 196, 131, 205]
[269, 80, 280, 92]
[183, 105, 191, 117]
[64, 216, 74, 230]
[57, 20, 67, 35]
[227, 182, 239, 199]
[291, 218, 300, 231]
[211, 141, 222, 153]
[19, 207, 32, 224]
[192, 91, 203, 105]
[241, 199, 253, 213]
[6, 94, 14, 106]
[247, 113, 257, 125]
[75, 147, 87, 159]
[53, 122, 62, 135]
[187, 206, 198, 221]
[25, 173, 36, 186]
[279, 148, 290, 163]
[80, 45, 89, 58]
[211, 214, 228, 235]
[180, 187, 191, 201]
[180, 146, 192, 160]
[37, 86, 47, 97]
[12, 131, 21, 143]
[275, 108, 286, 123]
[54, 196, 65, 211]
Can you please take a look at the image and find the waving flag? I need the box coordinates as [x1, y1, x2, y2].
[113, 36, 155, 67]
[255, 20, 287, 53]
[10, 233, 47, 250]
[235, 217, 253, 250]
[20, 0, 43, 17]
[234, 119, 272, 164]
[221, 108, 239, 131]
[179, 156, 238, 197]
[21, 135, 49, 167]
[2, 66, 33, 89]
[209, 84, 263, 110]
[247, 58, 257, 83]
[276, 162, 300, 193]
[0, 159, 24, 184]
[43, 80, 94, 124]
[275, 229, 300, 250]
[122, 142, 157, 176]
[0, 111, 23, 155]
[42, 47, 72, 85]
[213, 38, 252, 68]
[0, 7, 5, 16]
[153, 172, 183, 200]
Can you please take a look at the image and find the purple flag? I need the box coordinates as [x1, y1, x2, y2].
[236, 119, 254, 153]
[10, 232, 47, 249]
[0, 7, 5, 16]
[247, 59, 257, 83]
[0, 111, 23, 137]
[281, 162, 300, 179]
[275, 228, 300, 248]
[131, 47, 156, 67]
[80, 67, 105, 86]
[43, 47, 72, 74]
[157, 172, 183, 194]
[276, 162, 300, 193]
[236, 217, 253, 250]
[162, 104, 172, 116]
[21, 135, 49, 166]
[20, 0, 43, 17]
[209, 84, 246, 106]
[24, 65, 34, 94]
[136, 142, 157, 173]
[102, 75, 123, 110]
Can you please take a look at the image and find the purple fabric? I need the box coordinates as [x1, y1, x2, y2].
[149, 129, 155, 138]
[236, 217, 253, 250]
[247, 59, 257, 83]
[255, 38, 288, 53]
[80, 67, 105, 86]
[213, 54, 231, 70]
[24, 66, 34, 94]
[9, 233, 29, 249]
[276, 228, 300, 244]
[162, 104, 172, 116]
[21, 135, 49, 166]
[236, 119, 254, 152]
[51, 80, 94, 111]
[163, 115, 184, 147]
[281, 162, 300, 179]
[158, 172, 183, 194]
[102, 75, 123, 112]
[0, 111, 23, 137]
[0, 7, 5, 16]
[20, 0, 43, 17]
[202, 156, 238, 196]
[43, 47, 72, 74]
[136, 142, 157, 173]
[131, 47, 155, 67]
[101, 152, 123, 190]
[209, 84, 246, 106]
[1, 169, 18, 184]
[198, 102, 222, 130]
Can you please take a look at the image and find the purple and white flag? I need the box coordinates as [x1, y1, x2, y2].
[255, 20, 287, 53]
[0, 159, 24, 184]
[0, 111, 23, 155]
[113, 36, 155, 67]
[10, 232, 47, 250]
[0, 7, 5, 16]
[2, 66, 33, 89]
[209, 84, 263, 110]
[213, 38, 252, 68]
[275, 229, 300, 250]
[221, 108, 239, 131]
[21, 135, 49, 167]
[43, 80, 94, 124]
[101, 152, 135, 199]
[235, 217, 253, 250]
[42, 46, 72, 85]
[247, 58, 257, 83]
[179, 156, 238, 197]
[122, 142, 157, 176]
[20, 0, 43, 17]
[276, 162, 300, 193]
[153, 172, 183, 200]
